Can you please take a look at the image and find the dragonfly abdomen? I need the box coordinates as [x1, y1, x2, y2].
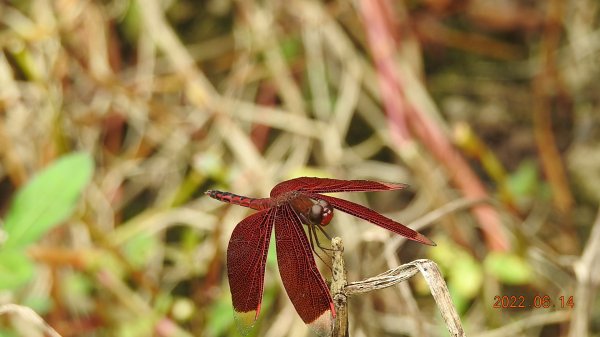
[205, 190, 271, 210]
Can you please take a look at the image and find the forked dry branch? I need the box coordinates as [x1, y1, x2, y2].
[331, 237, 465, 337]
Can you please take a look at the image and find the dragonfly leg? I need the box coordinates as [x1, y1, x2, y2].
[307, 223, 333, 269]
[311, 224, 336, 253]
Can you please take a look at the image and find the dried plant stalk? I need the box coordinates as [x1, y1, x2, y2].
[570, 207, 600, 337]
[0, 304, 63, 337]
[331, 237, 465, 337]
[331, 237, 349, 337]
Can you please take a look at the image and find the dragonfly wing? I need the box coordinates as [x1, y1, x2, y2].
[227, 208, 276, 334]
[309, 193, 436, 246]
[275, 204, 334, 336]
[271, 176, 407, 197]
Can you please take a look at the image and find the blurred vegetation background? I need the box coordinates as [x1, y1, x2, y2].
[0, 0, 599, 336]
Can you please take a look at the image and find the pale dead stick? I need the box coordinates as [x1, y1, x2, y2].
[331, 238, 465, 337]
[0, 303, 63, 337]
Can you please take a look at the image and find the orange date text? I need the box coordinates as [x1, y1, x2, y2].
[492, 295, 574, 309]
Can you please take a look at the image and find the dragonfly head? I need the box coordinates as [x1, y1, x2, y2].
[308, 199, 334, 226]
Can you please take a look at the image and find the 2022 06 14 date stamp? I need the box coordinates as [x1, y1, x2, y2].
[492, 295, 574, 309]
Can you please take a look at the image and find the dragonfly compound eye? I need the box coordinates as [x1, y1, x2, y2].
[309, 204, 324, 224]
[317, 200, 333, 225]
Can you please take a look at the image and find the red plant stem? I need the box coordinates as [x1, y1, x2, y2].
[360, 0, 412, 146]
[360, 0, 509, 251]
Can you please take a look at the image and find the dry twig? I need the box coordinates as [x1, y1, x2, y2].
[569, 207, 600, 337]
[331, 237, 466, 337]
[0, 304, 63, 337]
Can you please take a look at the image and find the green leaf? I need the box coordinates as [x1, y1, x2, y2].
[506, 160, 538, 198]
[3, 152, 94, 248]
[0, 249, 35, 289]
[449, 254, 483, 299]
[484, 252, 532, 285]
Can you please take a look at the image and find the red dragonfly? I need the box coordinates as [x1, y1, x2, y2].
[205, 177, 435, 336]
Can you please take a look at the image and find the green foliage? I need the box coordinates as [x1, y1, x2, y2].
[430, 239, 483, 313]
[0, 250, 34, 289]
[0, 152, 94, 290]
[506, 160, 539, 197]
[3, 152, 93, 249]
[506, 160, 551, 209]
[430, 239, 533, 313]
[484, 252, 532, 285]
[449, 254, 483, 298]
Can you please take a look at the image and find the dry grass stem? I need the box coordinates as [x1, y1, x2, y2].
[334, 235, 465, 337]
[570, 207, 600, 337]
[0, 304, 63, 337]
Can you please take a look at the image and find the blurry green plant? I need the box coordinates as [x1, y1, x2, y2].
[506, 159, 552, 210]
[0, 152, 94, 290]
[429, 238, 533, 313]
[429, 239, 483, 313]
[484, 251, 532, 285]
